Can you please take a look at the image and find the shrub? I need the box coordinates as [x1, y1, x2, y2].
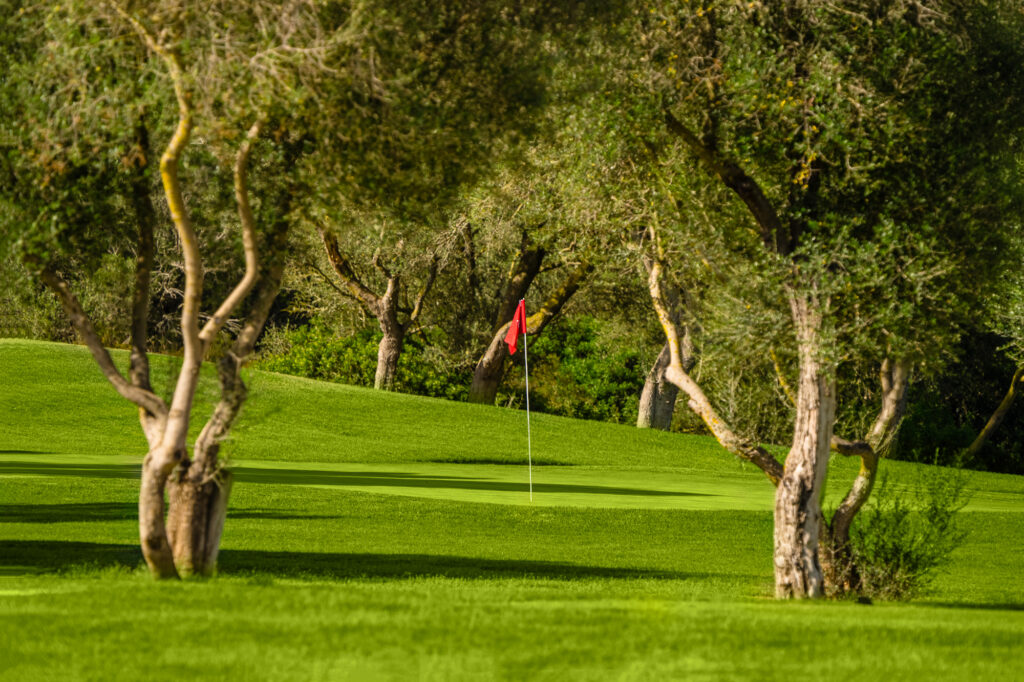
[499, 316, 646, 424]
[254, 320, 471, 401]
[846, 467, 970, 601]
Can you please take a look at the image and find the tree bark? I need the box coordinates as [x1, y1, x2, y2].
[965, 365, 1023, 460]
[637, 342, 681, 430]
[469, 332, 508, 404]
[468, 261, 592, 405]
[648, 257, 784, 484]
[821, 357, 912, 594]
[375, 327, 404, 390]
[166, 465, 233, 577]
[494, 234, 545, 334]
[319, 229, 437, 391]
[773, 295, 836, 599]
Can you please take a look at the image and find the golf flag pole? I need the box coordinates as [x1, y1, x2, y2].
[523, 312, 532, 502]
[503, 298, 532, 501]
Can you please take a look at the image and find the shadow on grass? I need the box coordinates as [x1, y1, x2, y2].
[918, 601, 1024, 612]
[0, 461, 710, 498]
[0, 540, 707, 581]
[0, 503, 340, 524]
[0, 450, 54, 455]
[424, 457, 572, 467]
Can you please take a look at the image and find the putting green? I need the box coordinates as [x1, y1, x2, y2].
[2, 452, 1021, 513]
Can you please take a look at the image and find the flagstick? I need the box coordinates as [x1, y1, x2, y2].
[523, 313, 533, 502]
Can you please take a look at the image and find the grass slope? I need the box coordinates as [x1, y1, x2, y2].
[1, 339, 1023, 681]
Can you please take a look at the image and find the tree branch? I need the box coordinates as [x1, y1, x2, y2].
[523, 261, 593, 336]
[408, 253, 440, 324]
[663, 107, 789, 255]
[648, 251, 783, 485]
[318, 227, 381, 311]
[128, 118, 156, 395]
[40, 267, 168, 420]
[966, 364, 1023, 460]
[198, 118, 263, 351]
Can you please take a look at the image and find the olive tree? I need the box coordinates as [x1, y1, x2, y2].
[601, 0, 1024, 597]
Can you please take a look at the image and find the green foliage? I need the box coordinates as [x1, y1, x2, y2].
[897, 332, 1024, 475]
[850, 469, 970, 601]
[254, 321, 471, 401]
[500, 317, 646, 424]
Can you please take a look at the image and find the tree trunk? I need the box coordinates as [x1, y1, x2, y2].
[375, 329, 404, 390]
[374, 278, 405, 391]
[166, 464, 233, 577]
[468, 261, 592, 405]
[139, 448, 181, 578]
[773, 296, 836, 599]
[469, 333, 507, 404]
[637, 342, 680, 430]
[965, 365, 1023, 461]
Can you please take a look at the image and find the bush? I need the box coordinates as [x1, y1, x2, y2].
[499, 316, 646, 424]
[254, 320, 471, 401]
[846, 467, 969, 601]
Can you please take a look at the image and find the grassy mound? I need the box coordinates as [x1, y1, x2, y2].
[1, 339, 1023, 681]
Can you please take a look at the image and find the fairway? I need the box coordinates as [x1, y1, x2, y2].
[2, 340, 1024, 681]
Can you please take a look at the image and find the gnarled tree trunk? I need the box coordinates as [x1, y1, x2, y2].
[373, 277, 405, 390]
[319, 230, 437, 392]
[773, 295, 836, 599]
[637, 342, 680, 430]
[822, 357, 912, 594]
[467, 233, 546, 404]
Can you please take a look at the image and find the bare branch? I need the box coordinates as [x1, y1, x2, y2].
[40, 267, 168, 420]
[647, 248, 783, 485]
[408, 253, 440, 324]
[318, 227, 381, 311]
[199, 118, 263, 351]
[663, 107, 788, 255]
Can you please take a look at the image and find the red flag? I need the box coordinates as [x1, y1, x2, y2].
[504, 299, 527, 355]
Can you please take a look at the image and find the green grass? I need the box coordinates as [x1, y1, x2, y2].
[1, 338, 1023, 681]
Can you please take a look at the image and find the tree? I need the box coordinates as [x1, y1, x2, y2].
[291, 0, 604, 393]
[317, 227, 439, 390]
[614, 0, 1024, 597]
[0, 0, 365, 577]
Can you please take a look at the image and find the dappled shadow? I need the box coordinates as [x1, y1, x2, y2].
[0, 502, 135, 523]
[0, 460, 711, 499]
[0, 540, 724, 581]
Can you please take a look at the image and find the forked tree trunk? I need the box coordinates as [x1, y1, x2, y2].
[822, 357, 911, 595]
[468, 261, 592, 405]
[43, 12, 281, 579]
[773, 296, 836, 599]
[318, 230, 436, 392]
[637, 343, 680, 430]
[467, 235, 546, 404]
[166, 467, 233, 577]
